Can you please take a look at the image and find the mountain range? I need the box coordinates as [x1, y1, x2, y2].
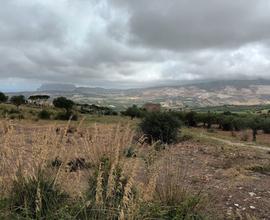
[8, 79, 270, 110]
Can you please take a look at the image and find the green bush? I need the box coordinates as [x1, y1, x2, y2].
[8, 170, 68, 219]
[140, 112, 181, 144]
[185, 111, 197, 127]
[53, 97, 74, 113]
[38, 109, 51, 120]
[0, 92, 8, 103]
[54, 112, 78, 121]
[121, 105, 145, 119]
[10, 95, 26, 109]
[262, 118, 270, 134]
[220, 116, 234, 131]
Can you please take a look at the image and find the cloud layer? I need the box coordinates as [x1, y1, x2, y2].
[1, 0, 270, 90]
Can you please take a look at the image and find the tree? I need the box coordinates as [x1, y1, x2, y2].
[122, 105, 144, 119]
[28, 95, 50, 101]
[10, 95, 26, 109]
[185, 111, 197, 127]
[0, 92, 8, 103]
[248, 117, 262, 142]
[53, 97, 74, 113]
[220, 116, 234, 131]
[140, 112, 181, 144]
[262, 118, 270, 134]
[28, 95, 50, 105]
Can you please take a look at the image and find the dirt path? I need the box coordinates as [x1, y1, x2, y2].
[199, 132, 270, 152]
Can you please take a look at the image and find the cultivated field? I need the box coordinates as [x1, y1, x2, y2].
[0, 117, 269, 219]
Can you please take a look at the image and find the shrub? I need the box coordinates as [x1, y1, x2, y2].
[38, 109, 51, 120]
[247, 117, 263, 141]
[185, 111, 197, 127]
[232, 117, 246, 131]
[54, 112, 78, 121]
[0, 92, 8, 103]
[10, 95, 26, 109]
[121, 105, 145, 119]
[8, 170, 68, 219]
[262, 118, 270, 134]
[140, 112, 181, 144]
[220, 116, 234, 131]
[53, 97, 74, 113]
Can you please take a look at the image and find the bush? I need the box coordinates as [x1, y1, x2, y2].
[262, 118, 270, 134]
[10, 95, 26, 109]
[53, 97, 74, 113]
[0, 92, 8, 103]
[185, 111, 197, 127]
[54, 112, 78, 121]
[8, 170, 68, 219]
[220, 116, 234, 131]
[140, 112, 181, 144]
[121, 105, 145, 119]
[38, 109, 51, 120]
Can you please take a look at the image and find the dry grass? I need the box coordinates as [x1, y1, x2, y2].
[0, 118, 206, 219]
[0, 119, 135, 197]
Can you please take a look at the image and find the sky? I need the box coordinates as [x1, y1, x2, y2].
[1, 0, 270, 91]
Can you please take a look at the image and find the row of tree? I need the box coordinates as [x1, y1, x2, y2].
[173, 111, 270, 141]
[0, 92, 27, 109]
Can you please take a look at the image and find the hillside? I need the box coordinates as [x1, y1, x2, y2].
[9, 79, 270, 109]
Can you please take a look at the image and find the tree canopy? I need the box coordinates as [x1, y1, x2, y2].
[10, 95, 26, 108]
[53, 97, 74, 112]
[0, 92, 8, 103]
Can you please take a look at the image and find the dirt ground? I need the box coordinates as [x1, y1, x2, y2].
[158, 141, 270, 219]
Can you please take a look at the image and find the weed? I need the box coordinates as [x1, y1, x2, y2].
[8, 169, 69, 219]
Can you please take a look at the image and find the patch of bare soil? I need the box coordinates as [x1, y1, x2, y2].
[148, 141, 270, 219]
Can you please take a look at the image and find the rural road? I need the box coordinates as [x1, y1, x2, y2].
[199, 133, 270, 152]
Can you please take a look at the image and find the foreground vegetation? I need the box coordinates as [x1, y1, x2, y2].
[0, 91, 270, 219]
[0, 119, 206, 219]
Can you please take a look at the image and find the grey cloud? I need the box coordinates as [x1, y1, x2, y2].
[0, 1, 66, 45]
[1, 0, 270, 91]
[112, 0, 270, 51]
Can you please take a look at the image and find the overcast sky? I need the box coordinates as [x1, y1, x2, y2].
[1, 0, 270, 91]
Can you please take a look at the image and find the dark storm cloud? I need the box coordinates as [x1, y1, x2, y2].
[113, 0, 270, 50]
[1, 0, 270, 91]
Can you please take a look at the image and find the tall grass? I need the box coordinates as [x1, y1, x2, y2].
[0, 119, 205, 219]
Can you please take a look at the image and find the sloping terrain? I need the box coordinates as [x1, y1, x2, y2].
[9, 79, 270, 109]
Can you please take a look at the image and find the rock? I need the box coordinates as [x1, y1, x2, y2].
[249, 192, 256, 197]
[234, 203, 240, 208]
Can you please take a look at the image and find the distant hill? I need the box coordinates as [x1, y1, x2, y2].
[8, 79, 270, 110]
[38, 83, 76, 92]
